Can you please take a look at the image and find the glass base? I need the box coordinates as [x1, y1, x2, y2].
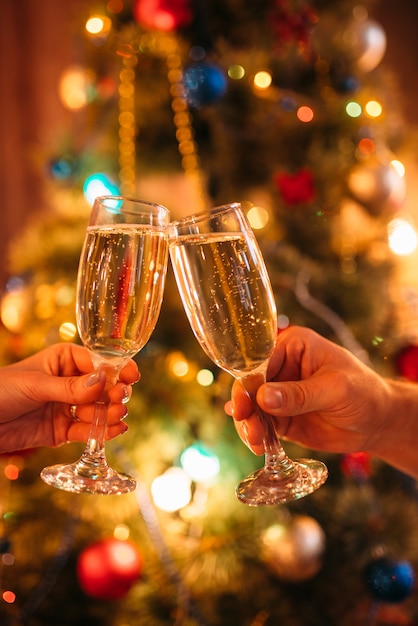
[235, 458, 328, 506]
[40, 461, 136, 495]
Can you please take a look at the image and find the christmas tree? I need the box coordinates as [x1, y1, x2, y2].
[1, 1, 418, 625]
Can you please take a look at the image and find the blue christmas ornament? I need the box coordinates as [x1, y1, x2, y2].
[184, 61, 227, 108]
[50, 157, 74, 180]
[366, 557, 415, 603]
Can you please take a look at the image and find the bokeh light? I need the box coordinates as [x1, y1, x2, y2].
[180, 443, 220, 483]
[151, 468, 192, 512]
[59, 66, 96, 111]
[346, 101, 362, 117]
[85, 15, 112, 36]
[114, 524, 130, 541]
[253, 71, 272, 90]
[2, 591, 16, 604]
[388, 218, 418, 255]
[391, 159, 405, 178]
[228, 64, 245, 80]
[196, 368, 214, 386]
[297, 106, 314, 122]
[247, 206, 269, 229]
[358, 137, 375, 156]
[83, 173, 120, 205]
[365, 100, 382, 118]
[59, 322, 77, 341]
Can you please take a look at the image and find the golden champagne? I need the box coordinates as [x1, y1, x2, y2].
[170, 233, 277, 375]
[77, 225, 168, 361]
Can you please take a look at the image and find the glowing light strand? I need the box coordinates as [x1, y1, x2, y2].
[118, 48, 138, 196]
[164, 36, 207, 212]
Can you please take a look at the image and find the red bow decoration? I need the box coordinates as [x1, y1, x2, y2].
[274, 168, 316, 205]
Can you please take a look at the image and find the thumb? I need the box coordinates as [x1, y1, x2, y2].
[257, 380, 317, 417]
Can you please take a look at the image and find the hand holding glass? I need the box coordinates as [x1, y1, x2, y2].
[41, 196, 169, 495]
[169, 203, 327, 505]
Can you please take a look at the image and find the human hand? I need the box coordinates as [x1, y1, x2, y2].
[225, 326, 392, 458]
[0, 343, 140, 453]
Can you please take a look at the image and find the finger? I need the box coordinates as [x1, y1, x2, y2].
[234, 417, 264, 455]
[119, 360, 140, 385]
[37, 370, 107, 406]
[65, 420, 128, 444]
[257, 374, 342, 418]
[108, 382, 132, 405]
[74, 401, 128, 425]
[230, 379, 254, 421]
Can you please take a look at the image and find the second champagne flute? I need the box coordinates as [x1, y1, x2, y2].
[41, 196, 170, 495]
[169, 203, 328, 505]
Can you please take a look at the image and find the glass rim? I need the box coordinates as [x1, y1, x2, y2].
[95, 195, 170, 215]
[169, 202, 243, 228]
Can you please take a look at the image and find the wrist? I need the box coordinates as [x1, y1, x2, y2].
[368, 378, 418, 479]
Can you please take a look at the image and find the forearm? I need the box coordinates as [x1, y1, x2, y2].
[368, 378, 418, 479]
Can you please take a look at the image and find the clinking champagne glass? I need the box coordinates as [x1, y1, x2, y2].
[169, 203, 328, 506]
[41, 196, 170, 495]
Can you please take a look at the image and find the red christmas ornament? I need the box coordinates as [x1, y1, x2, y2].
[77, 538, 142, 600]
[396, 344, 418, 382]
[274, 168, 316, 205]
[132, 0, 193, 31]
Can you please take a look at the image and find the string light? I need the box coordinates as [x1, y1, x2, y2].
[118, 46, 138, 196]
[160, 34, 207, 211]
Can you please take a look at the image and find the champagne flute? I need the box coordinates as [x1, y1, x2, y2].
[169, 203, 328, 506]
[41, 196, 170, 495]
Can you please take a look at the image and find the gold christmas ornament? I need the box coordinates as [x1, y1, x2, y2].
[261, 515, 326, 582]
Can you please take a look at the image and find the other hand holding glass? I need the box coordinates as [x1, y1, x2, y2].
[168, 202, 327, 505]
[41, 196, 169, 495]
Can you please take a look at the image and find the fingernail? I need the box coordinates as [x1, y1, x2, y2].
[262, 386, 284, 409]
[121, 386, 131, 404]
[85, 371, 102, 387]
[121, 407, 128, 420]
[241, 420, 250, 446]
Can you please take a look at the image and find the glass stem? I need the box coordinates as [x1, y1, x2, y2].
[240, 374, 295, 474]
[79, 364, 120, 467]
